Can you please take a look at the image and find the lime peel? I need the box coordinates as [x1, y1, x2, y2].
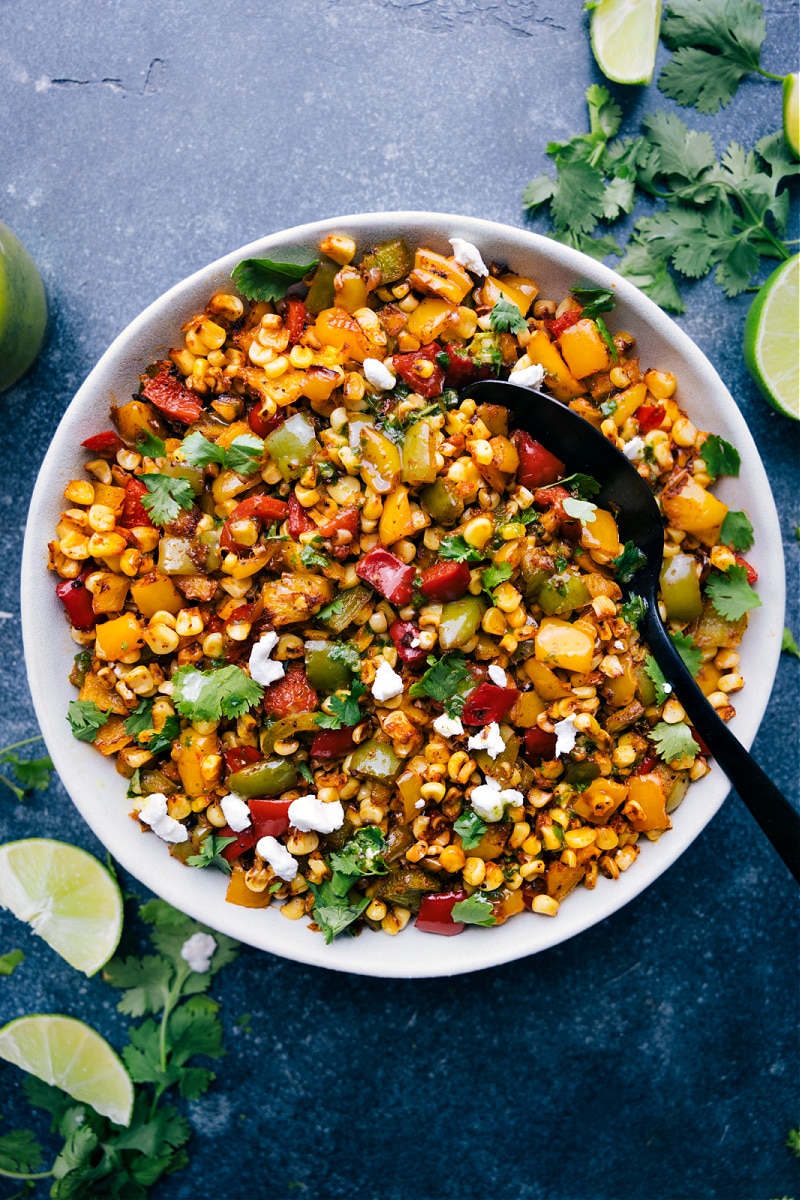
[590, 0, 663, 86]
[743, 254, 800, 422]
[783, 72, 800, 160]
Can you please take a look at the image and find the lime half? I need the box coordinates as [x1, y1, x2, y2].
[590, 0, 662, 85]
[0, 1014, 133, 1126]
[784, 72, 800, 159]
[743, 254, 799, 422]
[0, 222, 47, 392]
[0, 839, 123, 976]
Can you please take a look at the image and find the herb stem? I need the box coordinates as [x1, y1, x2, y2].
[0, 736, 45, 756]
[755, 67, 786, 82]
[0, 1166, 54, 1180]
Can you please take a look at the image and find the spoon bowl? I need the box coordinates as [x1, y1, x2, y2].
[464, 379, 800, 882]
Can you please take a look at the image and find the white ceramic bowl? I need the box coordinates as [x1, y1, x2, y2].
[21, 212, 785, 978]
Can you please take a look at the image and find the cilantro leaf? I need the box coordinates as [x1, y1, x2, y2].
[307, 878, 369, 944]
[438, 534, 484, 564]
[300, 543, 332, 570]
[612, 541, 647, 583]
[705, 564, 761, 621]
[782, 627, 800, 660]
[454, 809, 487, 850]
[563, 496, 598, 524]
[172, 664, 264, 722]
[328, 828, 388, 878]
[67, 699, 111, 743]
[787, 1127, 800, 1158]
[571, 281, 615, 318]
[231, 255, 318, 302]
[658, 0, 769, 115]
[136, 430, 167, 459]
[140, 473, 195, 525]
[329, 642, 361, 672]
[489, 296, 527, 335]
[720, 510, 754, 553]
[409, 654, 470, 715]
[0, 1124, 43, 1174]
[0, 748, 53, 800]
[557, 472, 601, 498]
[595, 315, 618, 363]
[650, 721, 701, 764]
[451, 893, 497, 927]
[0, 949, 24, 976]
[314, 681, 366, 730]
[701, 434, 740, 480]
[644, 656, 673, 705]
[186, 833, 237, 874]
[670, 630, 703, 676]
[319, 596, 345, 621]
[482, 562, 514, 592]
[621, 594, 647, 627]
[180, 431, 264, 477]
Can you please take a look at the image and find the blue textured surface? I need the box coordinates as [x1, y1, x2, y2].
[1, 3, 799, 1198]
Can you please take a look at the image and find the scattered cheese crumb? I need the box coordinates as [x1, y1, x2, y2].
[249, 631, 285, 687]
[554, 714, 579, 758]
[137, 793, 189, 844]
[180, 932, 217, 973]
[508, 362, 546, 389]
[363, 357, 397, 391]
[467, 722, 506, 760]
[415, 798, 426, 809]
[256, 835, 298, 882]
[288, 793, 345, 834]
[371, 658, 404, 703]
[470, 776, 524, 823]
[220, 793, 251, 833]
[449, 237, 488, 277]
[487, 664, 508, 688]
[432, 712, 465, 739]
[623, 436, 646, 462]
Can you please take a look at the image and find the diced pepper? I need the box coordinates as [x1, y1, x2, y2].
[558, 319, 612, 379]
[113, 399, 167, 446]
[81, 430, 124, 456]
[259, 713, 319, 755]
[391, 343, 445, 399]
[227, 757, 298, 798]
[223, 745, 261, 776]
[580, 508, 621, 563]
[397, 769, 424, 823]
[356, 546, 416, 606]
[250, 797, 293, 838]
[304, 639, 354, 692]
[220, 494, 289, 552]
[512, 430, 565, 489]
[438, 596, 486, 651]
[661, 477, 728, 546]
[735, 554, 758, 584]
[624, 774, 670, 832]
[322, 584, 373, 634]
[348, 738, 402, 783]
[525, 330, 585, 402]
[534, 617, 594, 674]
[129, 572, 184, 617]
[419, 477, 464, 526]
[314, 307, 370, 361]
[442, 343, 492, 390]
[636, 402, 666, 432]
[157, 536, 196, 576]
[461, 682, 519, 726]
[389, 619, 427, 666]
[660, 554, 702, 621]
[88, 572, 130, 615]
[379, 484, 416, 546]
[287, 491, 315, 538]
[248, 407, 285, 438]
[304, 261, 338, 314]
[409, 249, 472, 304]
[56, 571, 95, 630]
[219, 826, 259, 863]
[262, 665, 318, 718]
[118, 477, 154, 528]
[95, 612, 145, 661]
[142, 365, 203, 425]
[360, 238, 414, 288]
[546, 308, 582, 338]
[264, 412, 319, 481]
[538, 573, 591, 617]
[310, 726, 357, 759]
[523, 726, 558, 764]
[415, 890, 468, 936]
[401, 420, 437, 486]
[419, 561, 471, 602]
[225, 864, 271, 908]
[285, 298, 307, 345]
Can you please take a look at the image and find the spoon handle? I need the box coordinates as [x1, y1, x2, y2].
[643, 607, 800, 883]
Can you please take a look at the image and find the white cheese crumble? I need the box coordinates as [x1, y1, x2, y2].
[249, 631, 285, 687]
[470, 776, 524, 823]
[256, 835, 298, 882]
[449, 237, 488, 277]
[364, 357, 397, 391]
[554, 714, 579, 758]
[432, 712, 465, 739]
[220, 793, 251, 833]
[371, 658, 404, 703]
[180, 932, 217, 974]
[137, 793, 189, 844]
[467, 722, 506, 760]
[508, 362, 546, 389]
[487, 664, 508, 688]
[623, 436, 646, 462]
[288, 793, 345, 834]
[415, 798, 426, 809]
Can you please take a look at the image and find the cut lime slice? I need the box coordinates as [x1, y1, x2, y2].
[743, 254, 799, 422]
[590, 0, 662, 85]
[784, 72, 800, 159]
[0, 1014, 133, 1125]
[0, 839, 123, 975]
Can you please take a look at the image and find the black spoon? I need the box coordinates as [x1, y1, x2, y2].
[463, 379, 800, 883]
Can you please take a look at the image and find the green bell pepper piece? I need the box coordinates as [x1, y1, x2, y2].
[472, 725, 520, 773]
[304, 639, 354, 692]
[158, 536, 197, 576]
[401, 420, 437, 486]
[538, 573, 591, 617]
[264, 412, 318, 481]
[159, 461, 204, 496]
[304, 259, 338, 314]
[322, 585, 373, 634]
[439, 596, 486, 651]
[660, 554, 702, 622]
[227, 757, 298, 798]
[419, 478, 464, 526]
[348, 739, 401, 783]
[359, 239, 414, 287]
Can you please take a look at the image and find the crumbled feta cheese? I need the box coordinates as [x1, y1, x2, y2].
[554, 714, 579, 758]
[470, 776, 524, 823]
[410, 637, 420, 648]
[137, 793, 189, 844]
[256, 835, 298, 882]
[415, 798, 426, 809]
[371, 658, 404, 703]
[623, 436, 646, 462]
[508, 362, 546, 389]
[249, 631, 285, 687]
[180, 932, 217, 974]
[432, 712, 465, 739]
[220, 792, 251, 833]
[288, 793, 345, 834]
[449, 237, 488, 277]
[467, 722, 506, 760]
[363, 357, 397, 391]
[487, 664, 508, 688]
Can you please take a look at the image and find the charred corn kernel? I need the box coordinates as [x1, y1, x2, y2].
[206, 802, 227, 828]
[468, 438, 494, 465]
[130, 526, 160, 552]
[718, 672, 744, 693]
[116, 448, 142, 472]
[366, 898, 388, 922]
[119, 548, 141, 576]
[87, 531, 127, 557]
[531, 895, 560, 917]
[249, 341, 275, 367]
[439, 845, 466, 873]
[280, 897, 307, 921]
[499, 632, 518, 654]
[643, 369, 677, 400]
[85, 458, 113, 484]
[447, 751, 476, 784]
[315, 787, 339, 805]
[671, 416, 698, 447]
[289, 344, 314, 369]
[462, 857, 486, 887]
[710, 545, 737, 571]
[124, 666, 156, 695]
[207, 292, 244, 322]
[418, 604, 442, 628]
[274, 738, 299, 756]
[662, 698, 687, 724]
[509, 821, 531, 849]
[595, 826, 619, 850]
[481, 862, 504, 891]
[144, 624, 180, 655]
[505, 606, 527, 632]
[560, 848, 578, 869]
[520, 859, 545, 879]
[227, 620, 252, 642]
[615, 845, 639, 871]
[202, 632, 224, 658]
[463, 515, 494, 549]
[612, 743, 638, 769]
[564, 827, 597, 849]
[359, 800, 385, 825]
[318, 233, 357, 265]
[59, 531, 91, 560]
[417, 629, 437, 652]
[64, 479, 95, 505]
[405, 841, 428, 864]
[381, 906, 411, 935]
[165, 795, 191, 822]
[420, 781, 446, 803]
[493, 582, 522, 613]
[286, 830, 320, 856]
[262, 354, 288, 380]
[368, 611, 388, 634]
[362, 492, 384, 521]
[482, 607, 507, 636]
[175, 608, 204, 637]
[499, 522, 526, 541]
[715, 649, 740, 670]
[200, 754, 222, 785]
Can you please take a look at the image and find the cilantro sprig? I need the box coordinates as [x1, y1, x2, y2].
[0, 736, 53, 802]
[172, 665, 264, 722]
[489, 296, 527, 335]
[438, 534, 484, 564]
[644, 656, 673, 705]
[67, 700, 111, 743]
[139, 473, 195, 525]
[453, 810, 487, 850]
[650, 721, 701, 764]
[706, 564, 762, 621]
[180, 431, 264, 477]
[720, 510, 754, 553]
[701, 435, 741, 481]
[231, 255, 318, 302]
[670, 631, 703, 676]
[482, 562, 514, 595]
[570, 281, 615, 319]
[451, 893, 497, 927]
[557, 472, 601, 499]
[315, 681, 367, 730]
[612, 541, 648, 584]
[328, 827, 388, 879]
[409, 653, 471, 719]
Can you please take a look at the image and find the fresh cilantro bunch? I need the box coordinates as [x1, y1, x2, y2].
[0, 736, 53, 802]
[0, 900, 238, 1199]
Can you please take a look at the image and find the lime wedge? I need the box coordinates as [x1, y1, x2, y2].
[0, 839, 123, 975]
[743, 254, 799, 422]
[0, 222, 48, 392]
[0, 1014, 133, 1125]
[590, 0, 662, 85]
[784, 72, 800, 159]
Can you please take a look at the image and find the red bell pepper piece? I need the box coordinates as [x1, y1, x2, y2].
[735, 554, 758, 584]
[249, 797, 293, 838]
[392, 343, 445, 398]
[219, 826, 259, 862]
[461, 682, 519, 726]
[634, 754, 658, 776]
[419, 561, 471, 603]
[310, 726, 357, 759]
[443, 344, 491, 389]
[636, 403, 666, 433]
[356, 546, 416, 606]
[223, 745, 261, 776]
[142, 365, 203, 425]
[415, 890, 468, 936]
[262, 665, 318, 718]
[512, 430, 566, 489]
[523, 726, 558, 764]
[285, 298, 307, 345]
[55, 570, 96, 630]
[81, 430, 124, 456]
[219, 494, 290, 552]
[546, 308, 583, 339]
[248, 406, 285, 438]
[532, 485, 580, 538]
[317, 506, 360, 559]
[389, 619, 428, 666]
[118, 477, 154, 528]
[287, 492, 316, 539]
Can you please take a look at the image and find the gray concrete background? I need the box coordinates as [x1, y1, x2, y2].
[1, 2, 798, 1198]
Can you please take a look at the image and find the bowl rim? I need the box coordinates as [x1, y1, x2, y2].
[21, 210, 786, 978]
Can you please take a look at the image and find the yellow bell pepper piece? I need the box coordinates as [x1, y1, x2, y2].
[176, 728, 220, 797]
[612, 382, 647, 426]
[130, 573, 184, 618]
[661, 477, 728, 546]
[580, 507, 621, 564]
[522, 658, 572, 700]
[379, 484, 415, 545]
[95, 612, 145, 661]
[525, 330, 585, 401]
[358, 425, 402, 495]
[405, 297, 455, 344]
[482, 273, 539, 316]
[534, 616, 595, 674]
[624, 774, 670, 832]
[558, 319, 612, 379]
[409, 249, 473, 304]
